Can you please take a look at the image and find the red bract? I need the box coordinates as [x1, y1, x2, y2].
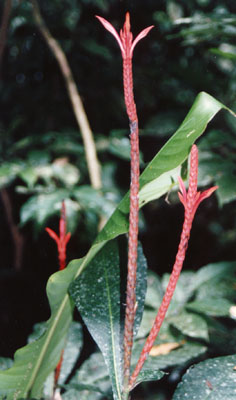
[178, 145, 218, 219]
[45, 201, 71, 271]
[95, 12, 154, 59]
[129, 145, 218, 390]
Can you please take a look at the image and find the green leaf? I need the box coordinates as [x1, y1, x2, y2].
[62, 383, 108, 396]
[20, 190, 69, 228]
[186, 298, 233, 317]
[0, 359, 13, 372]
[198, 146, 236, 205]
[42, 321, 83, 398]
[0, 258, 84, 399]
[64, 352, 111, 400]
[162, 271, 196, 313]
[194, 261, 236, 288]
[96, 91, 229, 244]
[210, 47, 236, 60]
[27, 322, 47, 343]
[193, 262, 236, 302]
[136, 309, 157, 339]
[132, 369, 165, 389]
[0, 161, 24, 188]
[19, 166, 38, 188]
[170, 310, 209, 341]
[173, 354, 236, 400]
[145, 270, 163, 310]
[132, 340, 207, 371]
[51, 162, 80, 187]
[58, 321, 83, 385]
[0, 92, 231, 398]
[109, 137, 131, 160]
[69, 241, 123, 400]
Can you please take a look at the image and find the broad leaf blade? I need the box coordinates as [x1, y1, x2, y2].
[96, 91, 229, 244]
[64, 352, 111, 400]
[173, 355, 236, 400]
[132, 340, 207, 372]
[186, 298, 233, 317]
[69, 241, 123, 400]
[58, 321, 83, 385]
[170, 311, 209, 341]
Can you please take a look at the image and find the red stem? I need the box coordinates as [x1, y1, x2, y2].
[123, 56, 140, 384]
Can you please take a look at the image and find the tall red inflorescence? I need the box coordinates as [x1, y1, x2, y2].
[129, 144, 218, 390]
[96, 13, 154, 386]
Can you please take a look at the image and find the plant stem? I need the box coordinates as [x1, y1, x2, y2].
[123, 56, 140, 387]
[30, 0, 101, 190]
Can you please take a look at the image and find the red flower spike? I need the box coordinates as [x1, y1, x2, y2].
[45, 201, 71, 271]
[96, 12, 154, 59]
[97, 12, 153, 388]
[129, 145, 218, 390]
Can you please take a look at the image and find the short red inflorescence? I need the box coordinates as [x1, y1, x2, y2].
[129, 144, 218, 390]
[45, 201, 71, 271]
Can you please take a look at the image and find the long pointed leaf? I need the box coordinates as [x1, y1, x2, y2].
[0, 92, 232, 398]
[69, 241, 123, 400]
[96, 92, 231, 243]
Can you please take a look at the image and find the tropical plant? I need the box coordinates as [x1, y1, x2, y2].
[0, 5, 236, 400]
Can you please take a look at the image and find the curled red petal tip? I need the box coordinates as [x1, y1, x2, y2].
[96, 13, 154, 59]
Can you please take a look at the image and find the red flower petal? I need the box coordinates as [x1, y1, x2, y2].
[131, 25, 154, 56]
[45, 227, 59, 244]
[95, 15, 125, 55]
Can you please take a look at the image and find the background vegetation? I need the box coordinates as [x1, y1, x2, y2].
[0, 0, 236, 398]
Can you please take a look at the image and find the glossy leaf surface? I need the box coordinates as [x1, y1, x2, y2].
[173, 355, 236, 400]
[133, 243, 148, 338]
[170, 311, 209, 341]
[132, 340, 207, 372]
[58, 321, 83, 385]
[69, 241, 123, 400]
[64, 352, 111, 400]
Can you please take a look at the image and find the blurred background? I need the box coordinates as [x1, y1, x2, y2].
[0, 0, 236, 397]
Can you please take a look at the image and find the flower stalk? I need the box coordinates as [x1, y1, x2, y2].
[96, 13, 153, 387]
[129, 144, 218, 390]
